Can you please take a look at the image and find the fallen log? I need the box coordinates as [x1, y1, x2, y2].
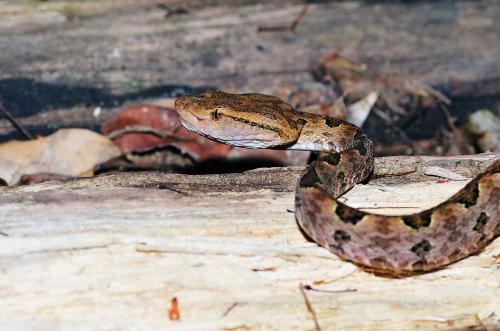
[0, 154, 498, 330]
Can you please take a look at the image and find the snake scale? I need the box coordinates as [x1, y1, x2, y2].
[175, 91, 499, 277]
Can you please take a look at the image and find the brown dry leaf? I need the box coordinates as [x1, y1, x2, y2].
[315, 52, 449, 115]
[271, 82, 348, 119]
[346, 91, 378, 127]
[0, 128, 122, 186]
[316, 52, 367, 82]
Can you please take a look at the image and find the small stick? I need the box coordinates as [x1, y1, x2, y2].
[289, 5, 309, 31]
[373, 109, 421, 154]
[156, 183, 189, 197]
[157, 4, 189, 18]
[438, 104, 457, 131]
[371, 170, 416, 179]
[303, 284, 357, 293]
[258, 5, 309, 32]
[222, 302, 238, 317]
[299, 283, 322, 331]
[0, 103, 34, 140]
[438, 104, 475, 154]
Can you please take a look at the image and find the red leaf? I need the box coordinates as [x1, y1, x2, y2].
[101, 105, 231, 161]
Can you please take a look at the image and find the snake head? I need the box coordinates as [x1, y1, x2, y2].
[175, 91, 298, 148]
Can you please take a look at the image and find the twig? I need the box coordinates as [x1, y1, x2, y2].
[222, 302, 238, 317]
[438, 104, 475, 154]
[289, 5, 309, 31]
[371, 170, 416, 179]
[299, 283, 322, 331]
[373, 109, 421, 154]
[405, 79, 451, 105]
[438, 104, 457, 132]
[156, 183, 189, 196]
[107, 125, 195, 141]
[156, 4, 189, 18]
[312, 271, 356, 285]
[258, 5, 309, 32]
[251, 267, 276, 272]
[303, 284, 357, 294]
[0, 103, 34, 140]
[384, 96, 407, 116]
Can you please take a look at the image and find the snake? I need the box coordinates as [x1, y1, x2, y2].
[175, 90, 500, 277]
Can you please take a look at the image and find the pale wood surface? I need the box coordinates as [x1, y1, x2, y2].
[0, 154, 499, 331]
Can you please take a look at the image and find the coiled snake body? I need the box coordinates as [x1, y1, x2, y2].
[175, 91, 499, 276]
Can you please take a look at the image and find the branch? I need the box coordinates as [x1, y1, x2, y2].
[0, 103, 33, 140]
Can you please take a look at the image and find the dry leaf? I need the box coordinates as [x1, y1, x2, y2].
[0, 128, 122, 186]
[346, 91, 378, 127]
[315, 52, 449, 115]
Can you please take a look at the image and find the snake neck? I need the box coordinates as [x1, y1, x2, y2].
[289, 112, 374, 199]
[288, 112, 372, 155]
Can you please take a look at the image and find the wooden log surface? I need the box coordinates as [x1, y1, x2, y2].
[0, 153, 499, 330]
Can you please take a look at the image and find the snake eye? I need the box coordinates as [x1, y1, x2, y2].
[211, 109, 220, 121]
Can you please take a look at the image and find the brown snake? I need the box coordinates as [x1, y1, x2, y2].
[175, 91, 500, 277]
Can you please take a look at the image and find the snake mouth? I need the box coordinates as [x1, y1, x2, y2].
[180, 112, 209, 127]
[192, 113, 208, 121]
[176, 104, 210, 135]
